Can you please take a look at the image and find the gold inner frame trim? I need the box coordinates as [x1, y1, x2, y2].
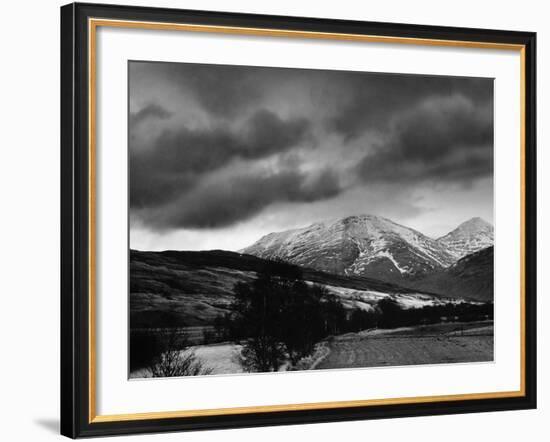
[87, 17, 527, 424]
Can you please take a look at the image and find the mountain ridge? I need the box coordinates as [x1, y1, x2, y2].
[242, 214, 493, 284]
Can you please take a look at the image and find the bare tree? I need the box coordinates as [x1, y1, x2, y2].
[148, 328, 213, 377]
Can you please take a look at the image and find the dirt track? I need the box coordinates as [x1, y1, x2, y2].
[315, 321, 493, 370]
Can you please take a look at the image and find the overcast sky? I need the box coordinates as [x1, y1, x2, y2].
[129, 61, 493, 251]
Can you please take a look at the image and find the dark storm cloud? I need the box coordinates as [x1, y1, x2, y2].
[129, 61, 494, 234]
[149, 109, 309, 174]
[356, 95, 493, 185]
[129, 160, 195, 209]
[300, 169, 342, 202]
[156, 62, 266, 117]
[130, 109, 311, 209]
[141, 168, 344, 229]
[331, 74, 492, 141]
[130, 103, 172, 127]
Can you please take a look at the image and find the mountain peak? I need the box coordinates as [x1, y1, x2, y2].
[319, 213, 390, 226]
[437, 217, 493, 259]
[441, 217, 493, 237]
[458, 216, 491, 228]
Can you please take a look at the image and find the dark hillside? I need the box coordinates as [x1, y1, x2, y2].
[408, 247, 493, 302]
[130, 249, 447, 328]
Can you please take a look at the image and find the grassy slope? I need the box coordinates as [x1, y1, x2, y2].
[408, 247, 494, 302]
[130, 249, 446, 328]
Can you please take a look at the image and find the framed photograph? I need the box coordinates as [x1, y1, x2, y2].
[60, 2, 536, 438]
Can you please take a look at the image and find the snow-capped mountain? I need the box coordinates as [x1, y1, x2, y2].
[241, 215, 455, 283]
[436, 217, 494, 259]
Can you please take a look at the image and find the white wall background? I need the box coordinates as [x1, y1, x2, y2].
[0, 0, 546, 440]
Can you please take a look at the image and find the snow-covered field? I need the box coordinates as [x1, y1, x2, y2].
[129, 343, 244, 378]
[318, 283, 454, 311]
[193, 342, 327, 374]
[191, 343, 244, 374]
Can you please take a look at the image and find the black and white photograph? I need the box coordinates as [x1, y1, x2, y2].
[129, 61, 495, 378]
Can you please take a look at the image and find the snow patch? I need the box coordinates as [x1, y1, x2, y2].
[376, 250, 409, 274]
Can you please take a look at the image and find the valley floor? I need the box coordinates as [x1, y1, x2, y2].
[315, 321, 494, 370]
[130, 321, 493, 378]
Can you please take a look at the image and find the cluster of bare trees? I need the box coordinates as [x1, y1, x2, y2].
[227, 262, 348, 372]
[131, 328, 212, 377]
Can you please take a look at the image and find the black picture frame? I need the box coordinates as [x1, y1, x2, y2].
[61, 2, 537, 438]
